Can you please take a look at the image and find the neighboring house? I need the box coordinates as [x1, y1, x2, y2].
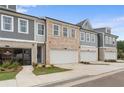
[77, 19, 98, 62]
[94, 27, 118, 61]
[45, 17, 80, 64]
[0, 5, 46, 65]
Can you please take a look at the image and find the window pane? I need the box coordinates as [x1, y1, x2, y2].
[54, 25, 59, 36]
[63, 27, 67, 37]
[80, 32, 85, 41]
[86, 33, 90, 42]
[3, 16, 12, 31]
[71, 29, 75, 38]
[20, 20, 27, 32]
[91, 34, 95, 43]
[38, 24, 44, 35]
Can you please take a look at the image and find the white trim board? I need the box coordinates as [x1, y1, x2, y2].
[0, 38, 36, 43]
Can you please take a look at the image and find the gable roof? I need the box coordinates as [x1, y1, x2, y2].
[45, 16, 79, 27]
[77, 19, 93, 30]
[0, 7, 45, 21]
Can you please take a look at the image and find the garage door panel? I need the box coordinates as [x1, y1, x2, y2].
[104, 52, 117, 60]
[50, 50, 78, 64]
[80, 51, 97, 62]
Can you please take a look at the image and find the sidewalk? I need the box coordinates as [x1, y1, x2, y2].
[0, 61, 124, 87]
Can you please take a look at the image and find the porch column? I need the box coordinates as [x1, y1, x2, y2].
[32, 43, 37, 64]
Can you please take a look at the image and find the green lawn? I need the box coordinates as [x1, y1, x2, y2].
[0, 71, 17, 81]
[33, 66, 71, 75]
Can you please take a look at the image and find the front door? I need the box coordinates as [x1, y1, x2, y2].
[37, 46, 42, 63]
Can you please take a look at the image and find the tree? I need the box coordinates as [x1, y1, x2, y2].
[117, 40, 124, 59]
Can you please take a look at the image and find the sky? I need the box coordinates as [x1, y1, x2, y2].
[17, 5, 124, 40]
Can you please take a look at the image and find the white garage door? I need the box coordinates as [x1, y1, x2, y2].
[104, 52, 117, 60]
[50, 49, 78, 64]
[80, 51, 97, 62]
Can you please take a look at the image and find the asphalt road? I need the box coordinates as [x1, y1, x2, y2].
[73, 71, 124, 87]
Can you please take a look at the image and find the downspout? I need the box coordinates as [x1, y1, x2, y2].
[44, 17, 47, 65]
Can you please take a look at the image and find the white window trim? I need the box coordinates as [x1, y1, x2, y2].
[80, 32, 85, 41]
[37, 23, 45, 36]
[18, 18, 29, 34]
[70, 29, 76, 38]
[6, 5, 9, 9]
[63, 27, 68, 38]
[91, 34, 95, 43]
[52, 24, 60, 37]
[105, 36, 108, 44]
[1, 15, 14, 32]
[86, 33, 90, 42]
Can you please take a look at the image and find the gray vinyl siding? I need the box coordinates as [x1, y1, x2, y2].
[80, 29, 98, 47]
[0, 13, 34, 40]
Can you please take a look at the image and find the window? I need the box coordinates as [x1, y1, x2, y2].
[109, 37, 112, 44]
[71, 29, 76, 38]
[113, 38, 116, 45]
[53, 24, 60, 36]
[80, 32, 85, 41]
[91, 34, 95, 43]
[86, 33, 90, 42]
[1, 15, 13, 32]
[37, 23, 45, 35]
[105, 36, 108, 44]
[18, 18, 28, 34]
[63, 27, 68, 37]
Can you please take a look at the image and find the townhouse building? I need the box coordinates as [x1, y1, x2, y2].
[45, 17, 80, 64]
[0, 5, 118, 65]
[77, 19, 98, 62]
[94, 27, 118, 61]
[0, 5, 46, 65]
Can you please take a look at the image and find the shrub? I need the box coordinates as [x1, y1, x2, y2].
[80, 61, 90, 64]
[50, 64, 54, 67]
[104, 60, 117, 62]
[32, 62, 38, 68]
[2, 60, 12, 68]
[42, 64, 46, 68]
[8, 62, 20, 69]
